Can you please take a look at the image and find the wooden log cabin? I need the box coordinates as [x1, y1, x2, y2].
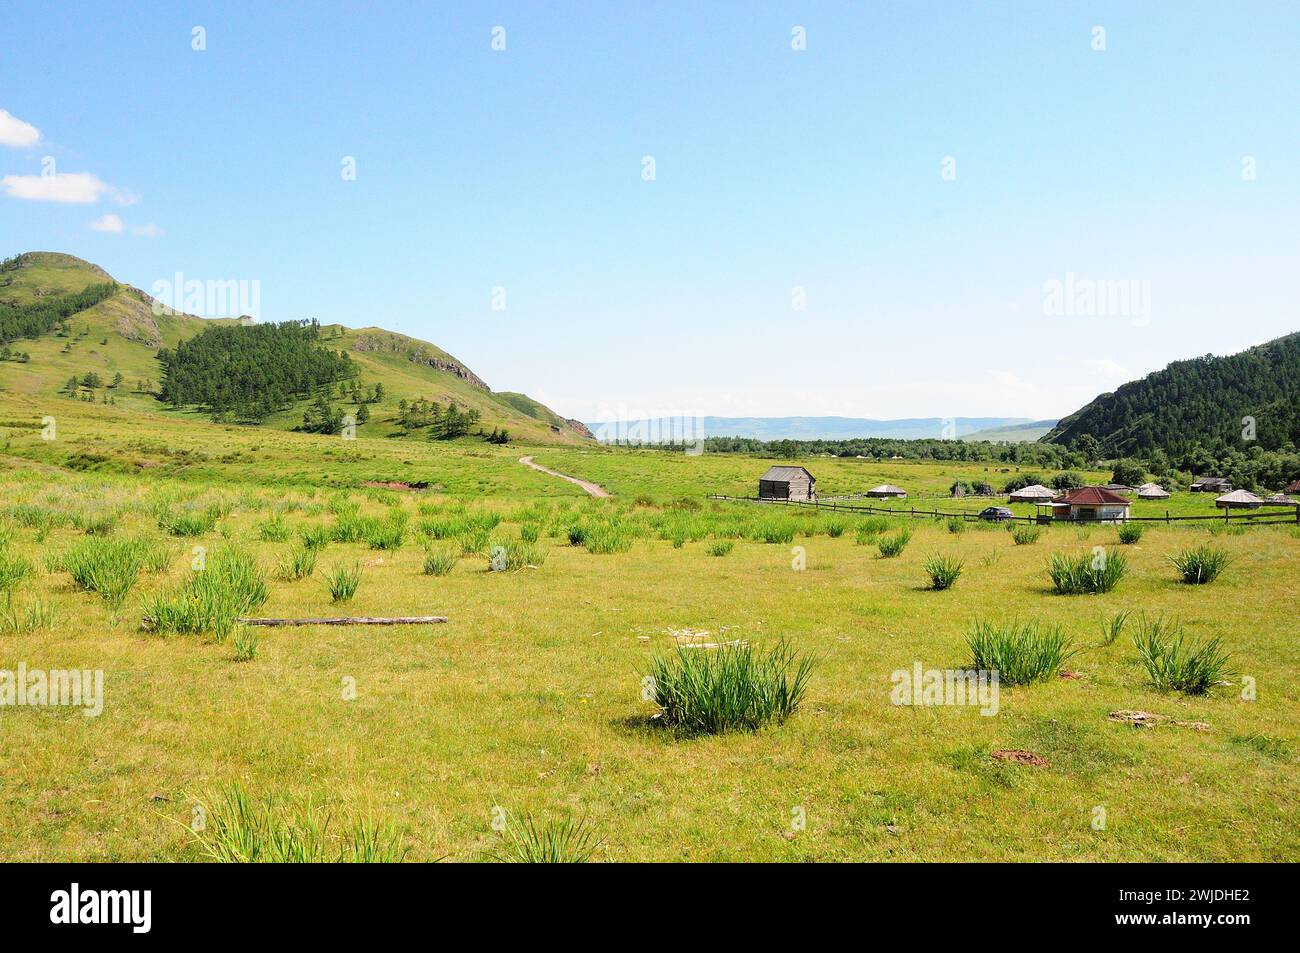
[759, 466, 816, 501]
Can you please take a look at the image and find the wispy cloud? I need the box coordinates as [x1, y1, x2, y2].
[0, 171, 137, 204]
[0, 109, 41, 148]
[131, 223, 162, 237]
[88, 213, 124, 233]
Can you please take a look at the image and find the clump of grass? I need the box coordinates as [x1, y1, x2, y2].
[566, 525, 588, 546]
[365, 511, 407, 550]
[966, 618, 1075, 686]
[946, 518, 965, 535]
[1117, 523, 1144, 544]
[826, 520, 847, 538]
[56, 537, 155, 608]
[1048, 548, 1127, 594]
[1099, 610, 1130, 646]
[298, 525, 331, 551]
[144, 548, 268, 639]
[326, 562, 362, 602]
[78, 511, 119, 536]
[519, 523, 540, 543]
[877, 529, 912, 558]
[258, 514, 291, 542]
[487, 812, 601, 863]
[0, 596, 54, 634]
[158, 505, 220, 537]
[923, 553, 964, 590]
[707, 540, 734, 557]
[422, 546, 457, 576]
[489, 539, 546, 571]
[1010, 525, 1041, 545]
[278, 545, 317, 581]
[232, 625, 259, 662]
[0, 549, 33, 592]
[754, 519, 795, 545]
[1133, 615, 1233, 694]
[645, 639, 815, 734]
[189, 784, 408, 863]
[1169, 546, 1229, 585]
[584, 524, 631, 555]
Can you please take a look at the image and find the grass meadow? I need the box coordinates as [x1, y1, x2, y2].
[0, 395, 1297, 861]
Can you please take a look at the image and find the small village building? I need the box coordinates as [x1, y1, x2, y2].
[758, 466, 816, 502]
[1102, 484, 1137, 496]
[1284, 479, 1300, 494]
[1042, 486, 1133, 523]
[1007, 484, 1056, 503]
[1215, 489, 1264, 509]
[866, 484, 907, 499]
[1136, 482, 1170, 500]
[1191, 476, 1233, 493]
[1260, 493, 1298, 507]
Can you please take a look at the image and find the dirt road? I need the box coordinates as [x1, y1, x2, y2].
[518, 456, 610, 497]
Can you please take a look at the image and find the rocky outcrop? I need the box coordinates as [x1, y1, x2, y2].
[351, 333, 490, 390]
[565, 418, 594, 439]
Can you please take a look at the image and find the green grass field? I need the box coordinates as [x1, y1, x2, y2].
[1, 395, 1296, 861]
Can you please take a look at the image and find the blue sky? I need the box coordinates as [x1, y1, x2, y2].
[3, 1, 1298, 423]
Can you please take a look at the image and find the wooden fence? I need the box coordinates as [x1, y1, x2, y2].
[705, 495, 1300, 527]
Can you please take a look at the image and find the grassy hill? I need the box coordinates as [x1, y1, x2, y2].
[0, 252, 589, 445]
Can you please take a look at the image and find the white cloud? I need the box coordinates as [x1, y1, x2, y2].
[0, 109, 41, 148]
[1081, 358, 1132, 379]
[88, 213, 124, 233]
[2, 171, 120, 203]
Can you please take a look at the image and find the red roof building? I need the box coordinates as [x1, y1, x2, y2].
[1040, 486, 1133, 522]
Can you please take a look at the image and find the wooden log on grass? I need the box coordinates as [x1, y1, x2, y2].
[235, 615, 448, 627]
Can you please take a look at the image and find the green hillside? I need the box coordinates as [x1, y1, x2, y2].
[959, 419, 1056, 443]
[1042, 332, 1300, 456]
[0, 252, 589, 445]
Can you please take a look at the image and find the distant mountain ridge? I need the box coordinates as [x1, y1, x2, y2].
[585, 415, 1047, 442]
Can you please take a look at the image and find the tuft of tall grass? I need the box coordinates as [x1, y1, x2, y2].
[1169, 546, 1229, 585]
[258, 514, 291, 542]
[566, 525, 588, 546]
[966, 618, 1075, 686]
[326, 562, 362, 602]
[1010, 525, 1041, 545]
[487, 812, 601, 863]
[422, 546, 457, 576]
[877, 529, 912, 558]
[1133, 615, 1233, 694]
[707, 540, 734, 557]
[1117, 523, 1144, 544]
[1048, 548, 1127, 594]
[583, 524, 631, 554]
[189, 784, 408, 862]
[1099, 610, 1130, 646]
[144, 548, 268, 639]
[298, 525, 331, 551]
[923, 553, 964, 590]
[278, 545, 317, 581]
[55, 537, 162, 608]
[0, 549, 33, 592]
[365, 511, 407, 550]
[489, 539, 546, 570]
[158, 505, 220, 537]
[232, 625, 259, 662]
[646, 639, 815, 734]
[946, 518, 965, 535]
[826, 520, 847, 538]
[0, 596, 54, 634]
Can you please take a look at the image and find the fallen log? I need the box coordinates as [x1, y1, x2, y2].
[236, 616, 448, 627]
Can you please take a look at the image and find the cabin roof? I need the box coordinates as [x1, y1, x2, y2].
[1053, 486, 1133, 506]
[1216, 489, 1264, 504]
[1008, 484, 1055, 498]
[760, 466, 814, 482]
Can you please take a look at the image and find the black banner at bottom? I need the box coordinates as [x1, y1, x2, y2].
[0, 862, 1275, 939]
